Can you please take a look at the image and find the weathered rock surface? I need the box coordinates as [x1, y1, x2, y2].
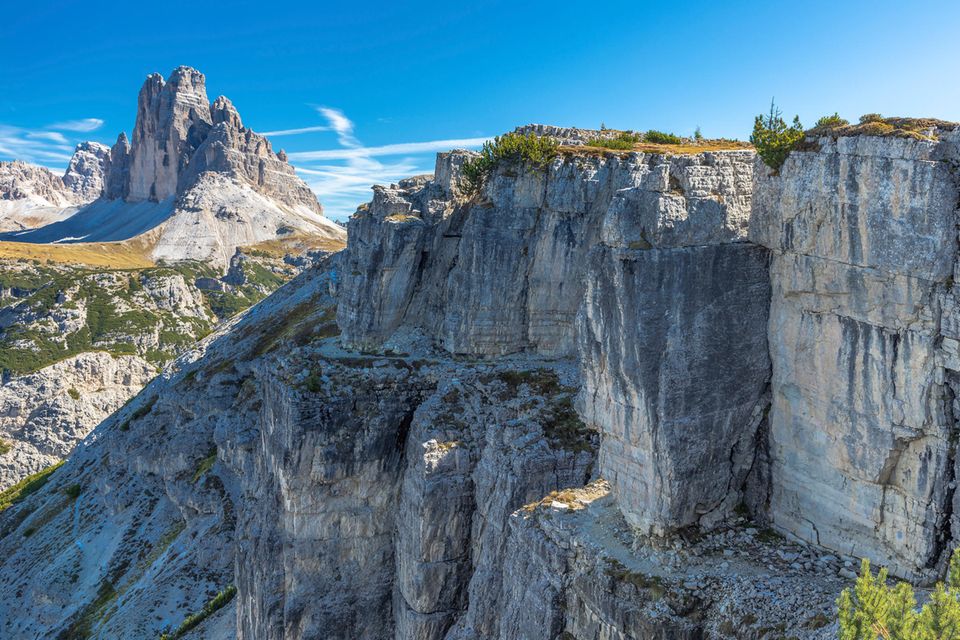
[1, 66, 345, 267]
[6, 123, 960, 640]
[0, 352, 154, 488]
[0, 247, 323, 489]
[338, 147, 755, 359]
[0, 144, 108, 232]
[62, 141, 109, 201]
[750, 129, 960, 580]
[578, 243, 771, 534]
[127, 66, 212, 202]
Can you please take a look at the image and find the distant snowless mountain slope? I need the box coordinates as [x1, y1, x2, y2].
[0, 66, 344, 269]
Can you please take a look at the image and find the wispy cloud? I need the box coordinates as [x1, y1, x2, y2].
[27, 131, 69, 144]
[261, 124, 331, 137]
[272, 107, 487, 220]
[287, 137, 490, 161]
[48, 118, 104, 132]
[0, 124, 79, 169]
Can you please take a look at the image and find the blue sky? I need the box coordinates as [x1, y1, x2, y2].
[2, 0, 959, 219]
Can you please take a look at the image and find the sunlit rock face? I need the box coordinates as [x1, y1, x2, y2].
[8, 122, 960, 640]
[750, 130, 960, 580]
[127, 66, 212, 202]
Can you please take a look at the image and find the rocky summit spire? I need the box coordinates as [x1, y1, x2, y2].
[127, 66, 212, 202]
[62, 141, 109, 201]
[210, 95, 242, 129]
[103, 132, 131, 201]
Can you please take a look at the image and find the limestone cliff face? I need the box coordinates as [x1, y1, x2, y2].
[750, 129, 960, 581]
[0, 352, 155, 488]
[0, 147, 106, 231]
[338, 148, 755, 358]
[62, 141, 110, 201]
[7, 124, 960, 640]
[128, 66, 212, 202]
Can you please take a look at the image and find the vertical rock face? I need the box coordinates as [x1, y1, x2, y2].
[127, 66, 212, 202]
[750, 131, 960, 580]
[338, 149, 757, 359]
[103, 132, 132, 200]
[61, 141, 109, 200]
[578, 243, 771, 534]
[575, 148, 770, 534]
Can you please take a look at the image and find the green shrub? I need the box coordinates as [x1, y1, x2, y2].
[584, 131, 642, 150]
[63, 483, 82, 499]
[860, 113, 885, 124]
[0, 439, 10, 456]
[160, 585, 237, 639]
[461, 132, 559, 194]
[192, 448, 218, 483]
[838, 551, 960, 640]
[750, 100, 804, 172]
[644, 130, 682, 145]
[0, 461, 64, 512]
[694, 126, 703, 141]
[814, 113, 850, 128]
[67, 387, 80, 400]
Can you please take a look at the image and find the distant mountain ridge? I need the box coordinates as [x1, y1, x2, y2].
[0, 66, 344, 268]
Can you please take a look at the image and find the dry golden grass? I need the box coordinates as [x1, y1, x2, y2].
[240, 234, 346, 258]
[0, 239, 155, 269]
[565, 139, 752, 157]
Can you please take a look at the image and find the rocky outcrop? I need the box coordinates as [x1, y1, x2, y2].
[62, 141, 109, 201]
[103, 132, 132, 200]
[338, 148, 756, 358]
[8, 123, 960, 640]
[1, 66, 344, 267]
[0, 352, 154, 488]
[181, 96, 322, 214]
[750, 129, 960, 581]
[0, 149, 105, 232]
[127, 66, 212, 202]
[0, 160, 75, 206]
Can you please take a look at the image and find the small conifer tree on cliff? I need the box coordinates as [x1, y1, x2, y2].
[838, 551, 960, 640]
[750, 99, 804, 172]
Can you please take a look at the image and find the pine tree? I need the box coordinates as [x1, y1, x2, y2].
[838, 552, 960, 640]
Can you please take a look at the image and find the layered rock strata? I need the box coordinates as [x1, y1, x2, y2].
[750, 129, 960, 580]
[4, 124, 960, 639]
[1, 66, 344, 267]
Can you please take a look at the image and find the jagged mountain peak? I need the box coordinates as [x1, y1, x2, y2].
[0, 66, 343, 266]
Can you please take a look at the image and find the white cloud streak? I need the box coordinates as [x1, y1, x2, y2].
[287, 137, 489, 161]
[27, 131, 69, 144]
[261, 124, 332, 137]
[277, 107, 487, 220]
[48, 118, 104, 132]
[0, 124, 86, 170]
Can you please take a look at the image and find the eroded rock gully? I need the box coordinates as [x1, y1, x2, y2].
[2, 125, 960, 638]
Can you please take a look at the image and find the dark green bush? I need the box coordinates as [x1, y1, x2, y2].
[814, 113, 849, 128]
[461, 132, 559, 194]
[644, 130, 682, 145]
[584, 131, 642, 150]
[750, 101, 804, 172]
[0, 461, 64, 512]
[859, 113, 884, 124]
[160, 585, 237, 639]
[838, 551, 960, 640]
